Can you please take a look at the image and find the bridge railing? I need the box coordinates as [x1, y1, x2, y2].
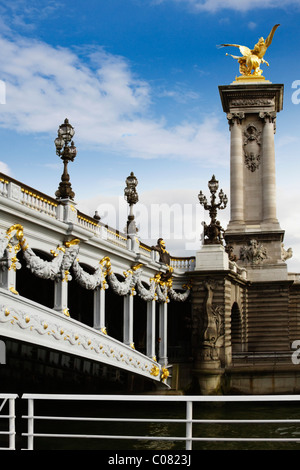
[0, 172, 197, 272]
[21, 393, 300, 451]
[0, 394, 18, 450]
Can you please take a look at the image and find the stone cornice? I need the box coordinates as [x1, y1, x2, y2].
[219, 84, 284, 114]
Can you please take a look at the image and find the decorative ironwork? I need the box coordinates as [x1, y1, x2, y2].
[198, 175, 228, 245]
[54, 118, 77, 200]
[124, 172, 139, 234]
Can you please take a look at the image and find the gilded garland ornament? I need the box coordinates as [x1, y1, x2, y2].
[0, 224, 191, 305]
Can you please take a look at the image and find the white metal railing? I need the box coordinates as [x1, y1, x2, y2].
[0, 394, 18, 450]
[21, 394, 300, 451]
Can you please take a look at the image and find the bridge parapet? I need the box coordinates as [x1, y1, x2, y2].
[0, 173, 195, 276]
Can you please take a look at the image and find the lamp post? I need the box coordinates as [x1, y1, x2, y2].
[55, 118, 77, 200]
[198, 175, 228, 245]
[124, 171, 139, 234]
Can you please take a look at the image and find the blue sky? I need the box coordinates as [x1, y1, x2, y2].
[1, 0, 300, 269]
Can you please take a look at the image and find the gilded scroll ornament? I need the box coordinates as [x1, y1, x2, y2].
[161, 367, 169, 382]
[150, 365, 160, 376]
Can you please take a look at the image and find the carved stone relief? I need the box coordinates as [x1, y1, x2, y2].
[197, 280, 225, 363]
[239, 239, 268, 264]
[243, 123, 261, 172]
[231, 98, 274, 107]
[281, 243, 293, 261]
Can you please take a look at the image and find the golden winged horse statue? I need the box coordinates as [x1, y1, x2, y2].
[219, 24, 280, 77]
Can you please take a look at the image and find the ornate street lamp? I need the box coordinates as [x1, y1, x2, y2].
[55, 118, 77, 200]
[124, 171, 139, 234]
[198, 175, 228, 245]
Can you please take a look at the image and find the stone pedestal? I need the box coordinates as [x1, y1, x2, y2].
[219, 82, 287, 278]
[196, 244, 229, 271]
[56, 198, 78, 224]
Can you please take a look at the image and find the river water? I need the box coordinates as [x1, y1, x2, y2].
[22, 399, 300, 451]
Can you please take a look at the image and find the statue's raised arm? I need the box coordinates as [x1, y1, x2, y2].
[218, 24, 280, 78]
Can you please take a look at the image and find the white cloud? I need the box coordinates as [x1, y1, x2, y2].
[0, 35, 228, 163]
[0, 1, 61, 31]
[157, 83, 200, 103]
[0, 161, 11, 174]
[248, 22, 257, 30]
[79, 185, 231, 258]
[160, 0, 300, 12]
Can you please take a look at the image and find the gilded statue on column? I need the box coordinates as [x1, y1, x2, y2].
[219, 24, 279, 78]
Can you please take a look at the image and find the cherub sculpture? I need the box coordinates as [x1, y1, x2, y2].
[219, 24, 280, 77]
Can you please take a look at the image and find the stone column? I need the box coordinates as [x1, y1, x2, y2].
[123, 293, 134, 348]
[93, 286, 106, 333]
[0, 246, 20, 295]
[259, 112, 278, 224]
[146, 299, 156, 360]
[227, 112, 245, 226]
[54, 276, 70, 317]
[158, 302, 168, 366]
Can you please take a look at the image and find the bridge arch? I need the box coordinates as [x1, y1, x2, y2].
[68, 262, 94, 326]
[105, 272, 124, 342]
[16, 249, 54, 308]
[133, 282, 148, 354]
